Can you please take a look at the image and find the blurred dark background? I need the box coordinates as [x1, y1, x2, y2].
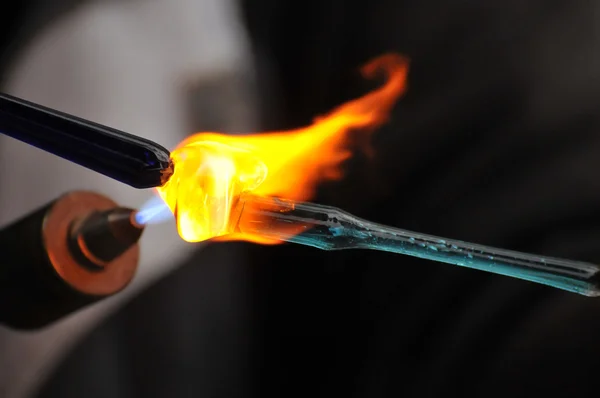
[2, 0, 600, 397]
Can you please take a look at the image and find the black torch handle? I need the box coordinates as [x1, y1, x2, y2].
[0, 93, 172, 189]
[0, 199, 88, 329]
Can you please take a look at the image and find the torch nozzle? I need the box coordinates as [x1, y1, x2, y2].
[233, 195, 600, 297]
[69, 207, 144, 270]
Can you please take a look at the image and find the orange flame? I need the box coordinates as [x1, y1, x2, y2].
[157, 53, 409, 243]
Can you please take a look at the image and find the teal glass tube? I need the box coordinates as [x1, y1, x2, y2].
[233, 195, 600, 297]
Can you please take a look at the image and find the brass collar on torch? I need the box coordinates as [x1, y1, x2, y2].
[44, 191, 139, 297]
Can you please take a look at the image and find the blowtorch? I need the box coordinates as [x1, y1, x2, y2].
[0, 191, 144, 330]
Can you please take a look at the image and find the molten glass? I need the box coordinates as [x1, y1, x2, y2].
[157, 54, 409, 242]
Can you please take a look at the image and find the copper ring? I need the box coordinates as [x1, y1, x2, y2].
[44, 191, 139, 296]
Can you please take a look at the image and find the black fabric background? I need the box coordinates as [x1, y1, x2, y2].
[3, 0, 600, 397]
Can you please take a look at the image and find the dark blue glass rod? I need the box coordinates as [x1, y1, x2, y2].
[0, 93, 173, 189]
